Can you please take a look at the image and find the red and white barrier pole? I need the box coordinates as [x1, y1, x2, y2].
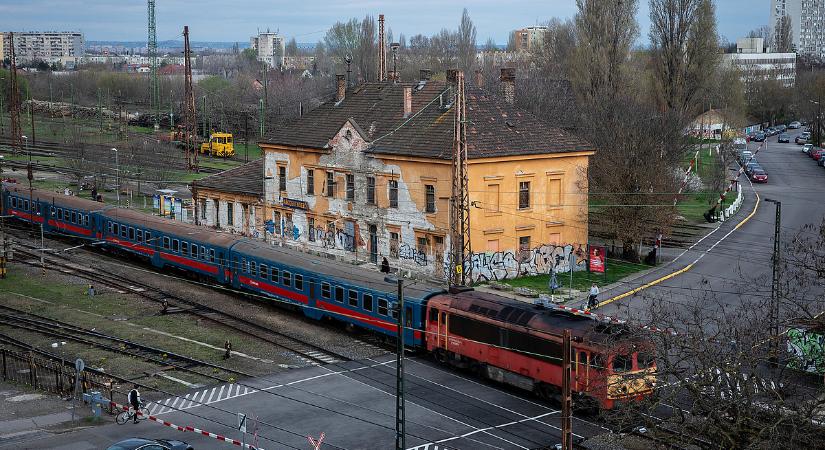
[110, 401, 264, 450]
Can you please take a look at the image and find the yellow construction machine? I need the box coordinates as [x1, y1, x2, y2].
[200, 132, 235, 157]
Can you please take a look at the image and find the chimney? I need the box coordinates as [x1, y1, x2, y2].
[419, 68, 432, 81]
[403, 86, 412, 118]
[499, 67, 515, 105]
[336, 74, 346, 103]
[474, 69, 483, 88]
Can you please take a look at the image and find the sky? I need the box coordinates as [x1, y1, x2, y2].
[0, 0, 771, 45]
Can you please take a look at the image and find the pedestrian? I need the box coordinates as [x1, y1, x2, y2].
[161, 299, 168, 315]
[380, 257, 390, 274]
[223, 340, 232, 360]
[587, 283, 599, 309]
[91, 186, 97, 201]
[88, 284, 95, 297]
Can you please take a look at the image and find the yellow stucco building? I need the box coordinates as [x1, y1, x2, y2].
[247, 69, 593, 282]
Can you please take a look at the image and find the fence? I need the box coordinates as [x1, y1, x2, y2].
[1, 348, 119, 413]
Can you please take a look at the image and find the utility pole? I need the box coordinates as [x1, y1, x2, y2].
[561, 329, 573, 450]
[259, 98, 264, 137]
[183, 26, 198, 172]
[148, 0, 160, 129]
[448, 70, 471, 289]
[765, 198, 781, 363]
[378, 14, 386, 82]
[28, 91, 36, 145]
[394, 278, 405, 450]
[8, 32, 23, 155]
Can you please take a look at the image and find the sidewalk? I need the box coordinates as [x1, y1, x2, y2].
[0, 411, 75, 437]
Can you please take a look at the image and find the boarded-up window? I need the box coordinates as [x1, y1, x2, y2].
[548, 178, 562, 206]
[485, 184, 500, 212]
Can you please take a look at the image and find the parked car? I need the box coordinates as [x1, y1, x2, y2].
[778, 133, 790, 143]
[745, 161, 762, 175]
[750, 168, 768, 183]
[739, 150, 754, 163]
[106, 438, 193, 450]
[797, 131, 811, 144]
[819, 154, 825, 166]
[778, 124, 788, 132]
[812, 149, 825, 161]
[803, 143, 814, 154]
[753, 132, 766, 142]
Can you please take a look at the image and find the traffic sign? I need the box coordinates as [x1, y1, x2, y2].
[238, 412, 247, 433]
[75, 358, 85, 373]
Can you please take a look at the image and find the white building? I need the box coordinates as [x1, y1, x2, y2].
[724, 37, 796, 87]
[771, 0, 825, 58]
[250, 30, 285, 69]
[2, 31, 84, 68]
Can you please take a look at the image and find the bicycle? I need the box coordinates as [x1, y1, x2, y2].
[116, 401, 149, 425]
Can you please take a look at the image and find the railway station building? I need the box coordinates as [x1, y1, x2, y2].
[195, 69, 594, 282]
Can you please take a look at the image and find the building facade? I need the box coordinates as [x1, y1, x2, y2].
[250, 31, 285, 69]
[191, 159, 264, 236]
[251, 70, 592, 282]
[724, 38, 796, 87]
[771, 0, 825, 58]
[511, 26, 547, 52]
[2, 31, 84, 67]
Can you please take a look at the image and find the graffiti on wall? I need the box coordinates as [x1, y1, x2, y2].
[786, 328, 825, 374]
[397, 243, 428, 266]
[470, 243, 586, 282]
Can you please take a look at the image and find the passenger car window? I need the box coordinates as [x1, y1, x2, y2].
[363, 294, 373, 312]
[271, 267, 279, 282]
[260, 264, 268, 279]
[129, 228, 135, 240]
[378, 298, 388, 316]
[283, 271, 292, 287]
[321, 282, 331, 299]
[172, 239, 179, 252]
[294, 274, 303, 290]
[145, 232, 152, 243]
[163, 237, 170, 249]
[348, 290, 358, 307]
[137, 230, 143, 241]
[429, 308, 438, 323]
[181, 242, 188, 254]
[250, 261, 257, 276]
[335, 286, 344, 303]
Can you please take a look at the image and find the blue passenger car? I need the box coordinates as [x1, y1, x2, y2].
[230, 239, 443, 348]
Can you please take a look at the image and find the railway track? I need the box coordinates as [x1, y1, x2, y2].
[0, 303, 253, 383]
[9, 234, 353, 367]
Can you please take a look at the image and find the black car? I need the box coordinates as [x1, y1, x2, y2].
[752, 132, 766, 142]
[745, 161, 762, 175]
[106, 438, 193, 450]
[778, 133, 790, 143]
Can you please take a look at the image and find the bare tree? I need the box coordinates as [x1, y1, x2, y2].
[570, 0, 639, 106]
[774, 14, 794, 53]
[358, 15, 377, 82]
[457, 8, 477, 72]
[649, 0, 720, 115]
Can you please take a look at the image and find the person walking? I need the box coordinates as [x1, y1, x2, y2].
[587, 283, 600, 309]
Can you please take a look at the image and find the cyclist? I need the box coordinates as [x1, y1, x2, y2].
[127, 385, 141, 424]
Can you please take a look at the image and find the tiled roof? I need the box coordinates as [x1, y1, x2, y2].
[261, 80, 592, 160]
[191, 159, 263, 197]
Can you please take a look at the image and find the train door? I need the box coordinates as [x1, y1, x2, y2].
[437, 310, 448, 351]
[575, 351, 589, 392]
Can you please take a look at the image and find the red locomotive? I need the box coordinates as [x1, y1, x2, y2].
[426, 290, 656, 409]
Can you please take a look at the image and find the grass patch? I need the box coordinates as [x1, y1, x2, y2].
[498, 258, 650, 293]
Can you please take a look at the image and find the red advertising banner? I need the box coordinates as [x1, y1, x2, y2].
[589, 245, 605, 273]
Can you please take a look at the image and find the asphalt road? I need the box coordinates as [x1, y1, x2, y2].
[598, 128, 825, 326]
[3, 354, 612, 450]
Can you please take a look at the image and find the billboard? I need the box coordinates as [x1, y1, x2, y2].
[589, 245, 605, 273]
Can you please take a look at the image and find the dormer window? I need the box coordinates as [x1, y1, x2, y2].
[344, 129, 353, 142]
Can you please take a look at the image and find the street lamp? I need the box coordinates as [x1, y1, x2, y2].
[112, 148, 119, 208]
[384, 275, 405, 450]
[810, 100, 821, 147]
[51, 341, 68, 393]
[764, 198, 781, 364]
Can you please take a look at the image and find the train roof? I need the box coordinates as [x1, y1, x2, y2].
[231, 239, 446, 300]
[430, 290, 640, 346]
[5, 184, 115, 213]
[102, 207, 240, 247]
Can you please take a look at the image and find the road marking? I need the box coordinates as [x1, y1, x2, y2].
[597, 178, 761, 308]
[430, 412, 558, 446]
[206, 387, 216, 404]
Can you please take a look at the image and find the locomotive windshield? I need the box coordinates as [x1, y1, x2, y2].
[612, 354, 633, 372]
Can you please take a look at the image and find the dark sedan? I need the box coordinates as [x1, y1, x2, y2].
[752, 132, 766, 142]
[750, 169, 768, 183]
[106, 438, 193, 450]
[778, 133, 790, 143]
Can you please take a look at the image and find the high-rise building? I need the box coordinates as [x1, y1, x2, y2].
[2, 31, 84, 67]
[511, 26, 547, 52]
[770, 0, 825, 58]
[250, 30, 285, 69]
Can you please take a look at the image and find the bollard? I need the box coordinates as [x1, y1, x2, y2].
[82, 391, 109, 420]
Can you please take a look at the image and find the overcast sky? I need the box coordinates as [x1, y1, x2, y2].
[0, 0, 770, 45]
